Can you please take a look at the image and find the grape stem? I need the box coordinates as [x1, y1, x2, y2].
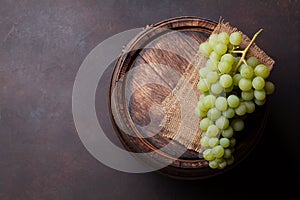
[231, 29, 263, 73]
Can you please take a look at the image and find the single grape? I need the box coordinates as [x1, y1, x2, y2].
[206, 71, 219, 83]
[222, 108, 235, 118]
[195, 106, 206, 117]
[203, 95, 216, 109]
[203, 148, 215, 161]
[220, 74, 233, 88]
[218, 61, 232, 74]
[223, 148, 232, 158]
[200, 135, 210, 147]
[209, 51, 221, 62]
[215, 116, 229, 129]
[215, 96, 228, 111]
[229, 32, 242, 46]
[227, 95, 240, 108]
[209, 137, 219, 147]
[221, 53, 235, 65]
[208, 34, 218, 47]
[221, 126, 234, 138]
[199, 42, 212, 57]
[233, 73, 242, 86]
[241, 89, 254, 101]
[244, 100, 255, 113]
[238, 63, 247, 72]
[254, 64, 270, 79]
[214, 43, 227, 55]
[235, 102, 247, 116]
[225, 84, 234, 93]
[218, 160, 227, 169]
[205, 59, 218, 71]
[254, 99, 266, 106]
[226, 155, 235, 165]
[247, 56, 259, 67]
[218, 32, 230, 44]
[252, 76, 265, 90]
[209, 159, 219, 169]
[199, 117, 213, 131]
[220, 137, 230, 148]
[239, 78, 252, 91]
[210, 82, 223, 95]
[199, 67, 210, 78]
[206, 124, 220, 137]
[231, 118, 244, 131]
[254, 89, 266, 101]
[240, 65, 254, 79]
[264, 81, 275, 94]
[212, 145, 225, 158]
[230, 138, 236, 147]
[197, 78, 210, 93]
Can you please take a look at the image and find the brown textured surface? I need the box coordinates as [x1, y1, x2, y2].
[0, 0, 299, 199]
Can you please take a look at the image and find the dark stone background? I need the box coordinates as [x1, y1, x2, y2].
[0, 0, 299, 199]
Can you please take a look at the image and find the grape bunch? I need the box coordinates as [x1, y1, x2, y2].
[195, 30, 275, 169]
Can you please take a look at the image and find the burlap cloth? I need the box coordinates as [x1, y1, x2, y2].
[160, 22, 275, 152]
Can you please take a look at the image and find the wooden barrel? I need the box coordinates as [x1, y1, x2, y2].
[109, 16, 267, 179]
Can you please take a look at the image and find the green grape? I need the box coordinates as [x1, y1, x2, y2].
[229, 32, 242, 46]
[207, 108, 222, 121]
[239, 78, 252, 91]
[206, 71, 219, 83]
[199, 67, 210, 78]
[212, 145, 225, 158]
[238, 63, 247, 72]
[215, 116, 229, 130]
[230, 138, 236, 147]
[254, 99, 266, 106]
[226, 155, 235, 165]
[240, 65, 254, 79]
[214, 43, 227, 55]
[209, 137, 219, 147]
[215, 96, 228, 111]
[199, 41, 213, 57]
[208, 34, 219, 47]
[221, 126, 234, 138]
[200, 135, 210, 147]
[209, 51, 221, 61]
[218, 32, 230, 44]
[220, 137, 230, 148]
[227, 95, 240, 108]
[264, 81, 275, 94]
[203, 95, 216, 109]
[244, 100, 255, 113]
[218, 61, 232, 74]
[203, 148, 215, 161]
[195, 106, 206, 117]
[197, 99, 208, 112]
[210, 82, 223, 95]
[241, 89, 254, 101]
[231, 119, 244, 131]
[254, 89, 266, 101]
[197, 78, 210, 93]
[254, 64, 270, 79]
[233, 73, 242, 86]
[252, 76, 265, 90]
[199, 117, 213, 131]
[223, 148, 232, 158]
[222, 108, 235, 118]
[206, 124, 220, 137]
[218, 160, 227, 169]
[209, 159, 219, 169]
[205, 59, 218, 71]
[225, 84, 234, 93]
[247, 56, 259, 67]
[221, 53, 235, 65]
[219, 74, 233, 88]
[235, 102, 247, 116]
